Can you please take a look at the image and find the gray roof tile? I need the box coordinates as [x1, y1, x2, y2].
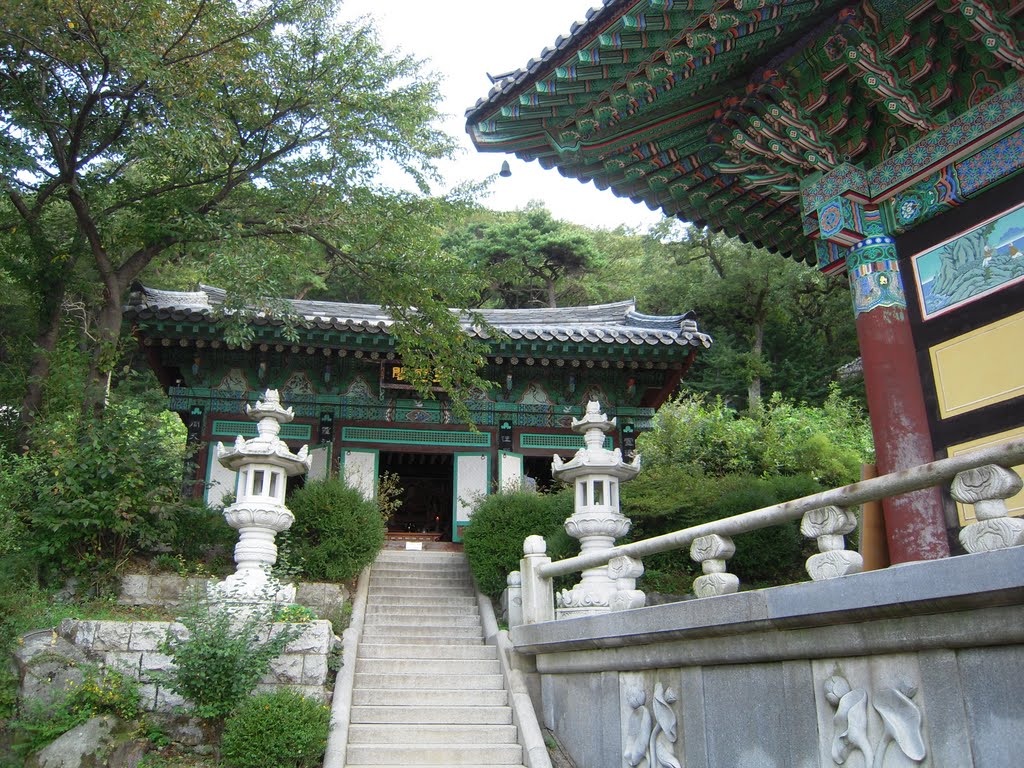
[126, 285, 712, 350]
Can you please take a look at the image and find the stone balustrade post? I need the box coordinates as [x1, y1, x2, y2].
[802, 505, 864, 580]
[519, 535, 554, 625]
[608, 555, 646, 611]
[951, 464, 1024, 553]
[690, 534, 739, 597]
[506, 571, 524, 628]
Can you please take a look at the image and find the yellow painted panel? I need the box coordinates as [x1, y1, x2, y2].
[948, 427, 1024, 525]
[930, 311, 1024, 418]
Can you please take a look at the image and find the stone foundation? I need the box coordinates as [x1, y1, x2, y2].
[511, 547, 1024, 768]
[118, 574, 348, 619]
[54, 618, 335, 711]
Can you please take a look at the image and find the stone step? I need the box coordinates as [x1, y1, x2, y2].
[374, 553, 468, 566]
[372, 559, 470, 570]
[372, 563, 470, 576]
[370, 581, 477, 593]
[364, 603, 480, 617]
[355, 658, 501, 676]
[361, 625, 483, 640]
[348, 723, 518, 745]
[363, 614, 483, 629]
[352, 688, 509, 707]
[368, 582, 474, 593]
[351, 705, 513, 725]
[370, 568, 472, 579]
[358, 633, 484, 646]
[358, 643, 497, 660]
[369, 594, 478, 608]
[368, 589, 475, 602]
[353, 672, 504, 690]
[345, 553, 519, 768]
[345, 743, 523, 765]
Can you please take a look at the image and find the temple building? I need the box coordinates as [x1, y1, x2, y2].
[124, 285, 710, 542]
[466, 0, 1024, 562]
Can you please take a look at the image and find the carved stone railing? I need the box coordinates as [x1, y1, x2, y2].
[511, 438, 1024, 626]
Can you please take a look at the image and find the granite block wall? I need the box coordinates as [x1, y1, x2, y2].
[58, 618, 336, 711]
[118, 574, 348, 619]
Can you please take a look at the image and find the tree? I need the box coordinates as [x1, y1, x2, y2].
[446, 204, 598, 308]
[1, 0, 486, 432]
[585, 223, 860, 410]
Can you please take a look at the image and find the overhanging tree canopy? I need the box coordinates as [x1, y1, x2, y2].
[1, 0, 485, 429]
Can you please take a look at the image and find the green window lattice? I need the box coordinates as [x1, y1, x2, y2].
[519, 433, 613, 451]
[211, 421, 312, 440]
[341, 427, 490, 447]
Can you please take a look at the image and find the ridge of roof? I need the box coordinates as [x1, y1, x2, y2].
[126, 284, 712, 348]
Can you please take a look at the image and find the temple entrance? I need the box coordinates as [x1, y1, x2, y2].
[379, 452, 454, 541]
[523, 455, 558, 492]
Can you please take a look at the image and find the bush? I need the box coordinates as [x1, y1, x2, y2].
[463, 489, 575, 599]
[287, 479, 386, 582]
[637, 387, 873, 486]
[3, 387, 188, 590]
[158, 595, 299, 720]
[167, 501, 237, 564]
[220, 690, 329, 768]
[623, 467, 821, 588]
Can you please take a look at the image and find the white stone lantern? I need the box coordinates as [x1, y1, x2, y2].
[211, 389, 311, 605]
[552, 400, 644, 618]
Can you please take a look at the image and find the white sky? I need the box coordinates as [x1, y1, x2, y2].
[336, 0, 666, 232]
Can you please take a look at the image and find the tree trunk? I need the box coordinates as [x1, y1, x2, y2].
[16, 281, 67, 451]
[546, 278, 557, 308]
[747, 319, 764, 412]
[83, 280, 125, 420]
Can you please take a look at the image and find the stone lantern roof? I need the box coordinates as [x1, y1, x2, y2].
[216, 389, 311, 475]
[552, 400, 641, 483]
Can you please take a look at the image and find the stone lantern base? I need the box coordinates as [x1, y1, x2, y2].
[207, 565, 296, 608]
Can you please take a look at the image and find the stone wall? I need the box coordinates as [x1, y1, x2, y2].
[510, 546, 1024, 768]
[118, 574, 348, 620]
[56, 618, 335, 712]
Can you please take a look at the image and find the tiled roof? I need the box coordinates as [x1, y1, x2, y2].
[126, 284, 712, 350]
[465, 0, 1019, 265]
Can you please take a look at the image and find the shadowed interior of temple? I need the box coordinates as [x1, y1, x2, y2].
[379, 452, 453, 540]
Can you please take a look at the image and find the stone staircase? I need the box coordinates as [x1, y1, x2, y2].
[346, 549, 527, 767]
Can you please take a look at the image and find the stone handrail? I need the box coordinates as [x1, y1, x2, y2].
[514, 438, 1024, 624]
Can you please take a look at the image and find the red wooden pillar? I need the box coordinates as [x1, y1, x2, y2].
[848, 234, 950, 562]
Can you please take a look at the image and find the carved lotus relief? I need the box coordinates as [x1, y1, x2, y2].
[564, 512, 631, 539]
[224, 505, 295, 532]
[823, 670, 926, 768]
[623, 681, 681, 768]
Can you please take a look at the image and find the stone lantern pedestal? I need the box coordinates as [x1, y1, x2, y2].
[210, 389, 311, 606]
[553, 401, 643, 619]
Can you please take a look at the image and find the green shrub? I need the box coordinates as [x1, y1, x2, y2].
[637, 387, 873, 486]
[623, 467, 821, 588]
[463, 488, 575, 599]
[220, 690, 329, 768]
[167, 501, 237, 564]
[66, 664, 141, 720]
[158, 595, 299, 720]
[287, 479, 386, 582]
[9, 665, 141, 757]
[3, 387, 188, 590]
[273, 603, 316, 623]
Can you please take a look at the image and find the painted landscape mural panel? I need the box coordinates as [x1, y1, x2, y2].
[913, 203, 1024, 319]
